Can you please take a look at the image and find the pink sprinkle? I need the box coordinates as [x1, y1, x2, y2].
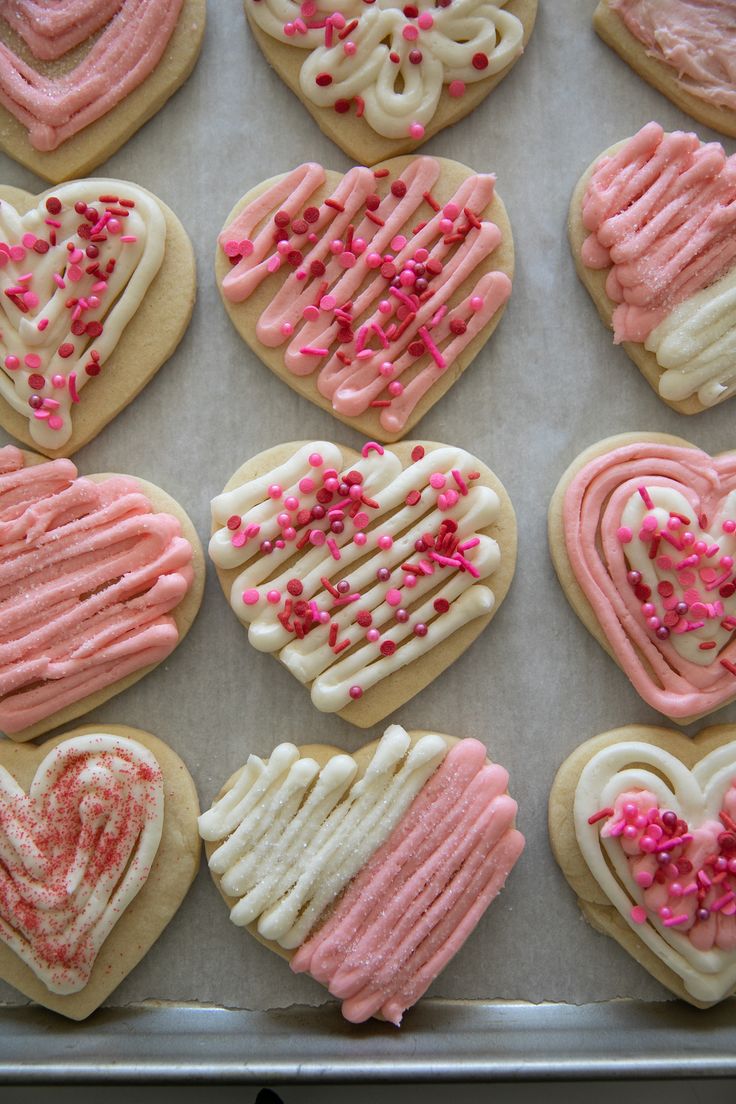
[267, 255, 281, 273]
[452, 469, 468, 495]
[231, 532, 247, 548]
[53, 274, 66, 289]
[309, 530, 326, 546]
[418, 325, 446, 369]
[267, 590, 281, 604]
[448, 79, 465, 97]
[430, 473, 446, 489]
[36, 318, 49, 331]
[617, 526, 633, 543]
[662, 914, 689, 927]
[402, 23, 418, 39]
[353, 512, 370, 529]
[24, 353, 41, 369]
[120, 235, 137, 243]
[327, 538, 341, 561]
[361, 441, 384, 458]
[242, 589, 260, 605]
[386, 588, 402, 606]
[67, 265, 82, 282]
[47, 415, 63, 430]
[21, 233, 36, 248]
[9, 245, 25, 261]
[458, 537, 480, 552]
[309, 452, 323, 467]
[638, 486, 655, 509]
[630, 906, 647, 924]
[300, 346, 329, 357]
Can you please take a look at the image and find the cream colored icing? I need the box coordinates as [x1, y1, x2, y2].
[646, 266, 736, 407]
[0, 0, 184, 151]
[219, 158, 511, 433]
[562, 440, 736, 718]
[0, 180, 166, 449]
[609, 0, 736, 111]
[575, 740, 736, 1003]
[247, 0, 523, 139]
[0, 445, 194, 735]
[210, 441, 501, 712]
[0, 733, 163, 994]
[580, 122, 736, 346]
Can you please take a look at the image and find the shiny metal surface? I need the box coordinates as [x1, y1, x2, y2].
[1, 999, 736, 1082]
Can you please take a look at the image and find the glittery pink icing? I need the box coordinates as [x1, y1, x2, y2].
[291, 739, 524, 1025]
[609, 0, 736, 111]
[219, 158, 511, 434]
[580, 122, 736, 343]
[0, 0, 184, 151]
[0, 445, 194, 734]
[0, 0, 122, 61]
[562, 441, 736, 718]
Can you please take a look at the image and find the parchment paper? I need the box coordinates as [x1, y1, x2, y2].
[1, 0, 735, 1014]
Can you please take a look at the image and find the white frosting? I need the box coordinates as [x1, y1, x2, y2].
[0, 181, 165, 448]
[0, 734, 164, 994]
[199, 724, 448, 948]
[646, 267, 736, 408]
[574, 740, 736, 1003]
[210, 441, 501, 712]
[248, 0, 523, 139]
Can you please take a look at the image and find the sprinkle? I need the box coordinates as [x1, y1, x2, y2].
[720, 659, 736, 677]
[327, 538, 341, 560]
[406, 489, 421, 506]
[638, 486, 654, 509]
[588, 806, 615, 826]
[662, 914, 689, 927]
[361, 441, 384, 457]
[630, 906, 647, 924]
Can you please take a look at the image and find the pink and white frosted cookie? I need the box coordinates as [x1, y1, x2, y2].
[217, 156, 514, 441]
[0, 723, 200, 1019]
[210, 439, 516, 727]
[0, 444, 204, 742]
[243, 0, 537, 163]
[593, 2, 736, 139]
[569, 123, 736, 414]
[550, 723, 736, 1008]
[0, 0, 207, 182]
[549, 433, 736, 725]
[0, 178, 195, 457]
[200, 724, 524, 1025]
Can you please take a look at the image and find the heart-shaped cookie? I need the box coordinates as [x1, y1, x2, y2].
[200, 724, 524, 1024]
[593, 2, 736, 140]
[0, 722, 200, 1020]
[217, 155, 513, 441]
[0, 444, 204, 742]
[550, 723, 736, 1008]
[244, 0, 536, 164]
[0, 0, 206, 183]
[549, 432, 736, 725]
[0, 178, 195, 457]
[569, 123, 736, 414]
[210, 439, 516, 727]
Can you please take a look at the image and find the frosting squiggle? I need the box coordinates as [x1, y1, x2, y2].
[200, 726, 524, 1024]
[0, 445, 194, 735]
[210, 441, 502, 713]
[0, 733, 163, 994]
[219, 158, 511, 434]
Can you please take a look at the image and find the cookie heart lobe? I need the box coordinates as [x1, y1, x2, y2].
[210, 439, 516, 727]
[200, 725, 524, 1024]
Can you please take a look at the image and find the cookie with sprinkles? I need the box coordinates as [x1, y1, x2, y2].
[0, 723, 200, 1020]
[210, 439, 516, 727]
[200, 724, 524, 1024]
[0, 0, 206, 183]
[243, 0, 537, 164]
[549, 432, 736, 725]
[550, 723, 736, 1008]
[0, 445, 204, 742]
[216, 156, 514, 442]
[0, 178, 195, 456]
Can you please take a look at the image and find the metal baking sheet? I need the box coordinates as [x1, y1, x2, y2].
[1, 0, 736, 1082]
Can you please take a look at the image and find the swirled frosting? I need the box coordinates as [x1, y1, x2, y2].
[0, 445, 194, 735]
[0, 181, 166, 449]
[0, 733, 163, 994]
[575, 739, 736, 1003]
[210, 441, 503, 713]
[219, 158, 511, 434]
[562, 440, 736, 719]
[200, 726, 524, 1024]
[0, 0, 184, 151]
[608, 0, 736, 112]
[247, 0, 523, 140]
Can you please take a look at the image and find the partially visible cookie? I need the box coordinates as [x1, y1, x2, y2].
[594, 1, 736, 140]
[0, 445, 204, 742]
[550, 723, 736, 1008]
[0, 723, 201, 1020]
[200, 724, 524, 1025]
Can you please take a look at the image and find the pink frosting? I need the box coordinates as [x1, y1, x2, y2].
[0, 445, 194, 734]
[609, 0, 736, 111]
[580, 122, 736, 342]
[219, 158, 511, 434]
[0, 0, 122, 61]
[291, 739, 524, 1025]
[0, 0, 183, 151]
[563, 440, 736, 718]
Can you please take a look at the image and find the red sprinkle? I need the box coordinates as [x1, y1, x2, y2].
[406, 490, 421, 506]
[411, 446, 425, 462]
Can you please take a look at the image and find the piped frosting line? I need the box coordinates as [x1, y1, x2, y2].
[0, 0, 123, 61]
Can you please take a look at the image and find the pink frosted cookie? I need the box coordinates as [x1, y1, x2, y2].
[200, 725, 524, 1025]
[216, 156, 514, 441]
[0, 0, 207, 182]
[593, 1, 736, 139]
[0, 444, 204, 742]
[550, 723, 736, 1008]
[569, 123, 736, 414]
